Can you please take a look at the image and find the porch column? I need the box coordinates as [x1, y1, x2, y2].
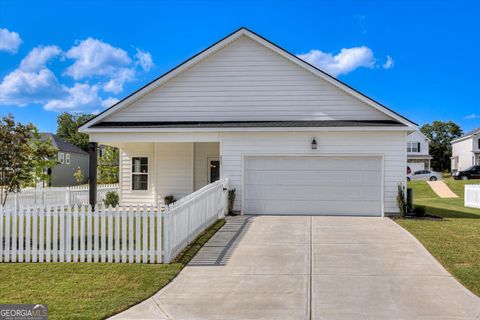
[88, 142, 98, 208]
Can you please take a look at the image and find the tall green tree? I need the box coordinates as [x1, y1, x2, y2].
[98, 146, 119, 184]
[0, 115, 56, 205]
[420, 121, 463, 172]
[56, 112, 94, 151]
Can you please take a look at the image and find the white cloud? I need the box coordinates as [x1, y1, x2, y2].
[464, 114, 480, 120]
[102, 97, 120, 108]
[383, 55, 394, 69]
[135, 48, 154, 71]
[0, 68, 64, 106]
[103, 67, 135, 94]
[0, 28, 22, 53]
[44, 83, 103, 112]
[65, 37, 131, 80]
[298, 46, 376, 77]
[19, 45, 62, 71]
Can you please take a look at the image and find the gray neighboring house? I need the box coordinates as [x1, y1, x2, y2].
[40, 133, 89, 186]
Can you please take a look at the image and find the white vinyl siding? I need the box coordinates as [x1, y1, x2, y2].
[452, 137, 476, 171]
[406, 131, 429, 155]
[106, 36, 392, 123]
[221, 131, 406, 215]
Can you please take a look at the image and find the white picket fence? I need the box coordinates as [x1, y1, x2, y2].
[465, 184, 480, 209]
[0, 179, 228, 264]
[2, 184, 119, 210]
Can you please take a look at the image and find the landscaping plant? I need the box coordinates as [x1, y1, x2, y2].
[228, 188, 236, 215]
[104, 191, 119, 207]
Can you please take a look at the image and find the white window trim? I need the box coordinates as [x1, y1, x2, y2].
[207, 157, 220, 184]
[58, 152, 65, 164]
[407, 141, 419, 153]
[131, 156, 149, 191]
[65, 153, 70, 164]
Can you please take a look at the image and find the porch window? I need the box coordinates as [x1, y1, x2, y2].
[132, 157, 148, 190]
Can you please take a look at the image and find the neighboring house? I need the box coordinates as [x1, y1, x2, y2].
[451, 128, 480, 171]
[79, 28, 417, 217]
[406, 131, 432, 172]
[40, 133, 89, 186]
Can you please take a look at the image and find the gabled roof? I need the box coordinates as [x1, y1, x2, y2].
[408, 130, 431, 142]
[80, 27, 417, 131]
[39, 133, 88, 155]
[451, 128, 480, 144]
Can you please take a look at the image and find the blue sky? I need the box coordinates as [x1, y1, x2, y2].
[1, 0, 479, 133]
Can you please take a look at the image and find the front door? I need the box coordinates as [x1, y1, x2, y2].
[208, 159, 220, 183]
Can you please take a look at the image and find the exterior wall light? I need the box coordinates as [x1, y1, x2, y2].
[311, 138, 317, 149]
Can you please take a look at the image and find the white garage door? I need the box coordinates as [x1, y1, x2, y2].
[243, 156, 383, 216]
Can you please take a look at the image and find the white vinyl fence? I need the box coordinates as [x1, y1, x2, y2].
[0, 179, 228, 264]
[2, 184, 119, 210]
[465, 184, 480, 209]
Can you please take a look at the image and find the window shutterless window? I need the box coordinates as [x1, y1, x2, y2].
[407, 142, 420, 153]
[65, 153, 70, 164]
[132, 157, 148, 190]
[58, 152, 65, 164]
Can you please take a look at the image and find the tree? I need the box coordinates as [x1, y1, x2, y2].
[0, 115, 36, 206]
[98, 146, 119, 184]
[56, 112, 94, 151]
[420, 121, 463, 172]
[29, 130, 57, 187]
[73, 167, 85, 184]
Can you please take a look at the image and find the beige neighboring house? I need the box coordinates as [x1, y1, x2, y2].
[407, 131, 432, 172]
[79, 28, 418, 217]
[451, 128, 480, 171]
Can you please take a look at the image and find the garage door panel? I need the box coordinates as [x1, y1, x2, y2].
[245, 185, 381, 201]
[245, 171, 381, 187]
[244, 156, 382, 216]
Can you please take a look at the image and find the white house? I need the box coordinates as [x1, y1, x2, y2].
[406, 131, 431, 172]
[451, 128, 480, 171]
[80, 28, 416, 217]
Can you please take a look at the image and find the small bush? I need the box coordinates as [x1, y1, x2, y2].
[104, 191, 119, 207]
[397, 184, 407, 218]
[413, 205, 426, 217]
[164, 195, 174, 206]
[228, 189, 236, 215]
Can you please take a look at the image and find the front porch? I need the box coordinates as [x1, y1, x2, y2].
[89, 137, 221, 207]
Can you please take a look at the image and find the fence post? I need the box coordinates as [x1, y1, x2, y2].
[66, 187, 71, 207]
[14, 193, 19, 213]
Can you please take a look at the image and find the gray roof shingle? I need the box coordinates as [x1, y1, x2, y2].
[39, 133, 88, 155]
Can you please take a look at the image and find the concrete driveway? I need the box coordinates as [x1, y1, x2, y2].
[111, 216, 480, 320]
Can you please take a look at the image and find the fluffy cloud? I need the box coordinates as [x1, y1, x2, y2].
[65, 38, 131, 80]
[0, 45, 64, 105]
[44, 83, 103, 112]
[0, 28, 22, 53]
[102, 97, 120, 108]
[298, 46, 376, 77]
[464, 114, 480, 120]
[135, 48, 154, 71]
[103, 67, 135, 94]
[19, 45, 62, 71]
[383, 55, 394, 69]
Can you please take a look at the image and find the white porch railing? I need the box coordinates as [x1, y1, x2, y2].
[465, 184, 480, 209]
[163, 178, 228, 262]
[0, 179, 228, 263]
[1, 184, 119, 210]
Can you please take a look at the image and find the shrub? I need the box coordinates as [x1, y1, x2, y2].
[413, 205, 426, 217]
[397, 184, 407, 218]
[228, 189, 236, 215]
[104, 191, 119, 207]
[164, 195, 174, 206]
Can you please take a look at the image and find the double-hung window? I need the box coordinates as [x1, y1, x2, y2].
[58, 152, 65, 164]
[132, 157, 148, 190]
[65, 153, 70, 164]
[407, 142, 420, 153]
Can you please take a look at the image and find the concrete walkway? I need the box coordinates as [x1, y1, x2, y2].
[111, 216, 480, 320]
[427, 180, 459, 198]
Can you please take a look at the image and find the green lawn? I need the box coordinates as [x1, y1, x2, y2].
[0, 219, 226, 320]
[397, 178, 480, 296]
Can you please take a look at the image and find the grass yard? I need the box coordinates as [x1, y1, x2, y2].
[397, 178, 480, 296]
[0, 219, 226, 320]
